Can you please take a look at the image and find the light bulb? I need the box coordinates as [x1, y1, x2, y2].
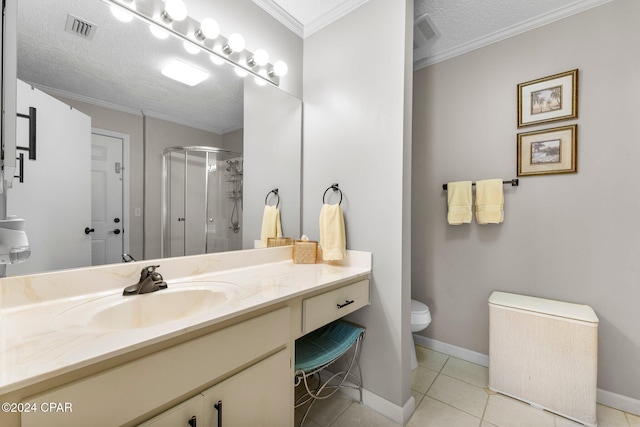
[235, 67, 248, 77]
[272, 60, 288, 77]
[250, 49, 269, 67]
[183, 41, 199, 55]
[110, 4, 133, 22]
[162, 0, 187, 22]
[150, 24, 170, 39]
[226, 33, 245, 53]
[254, 76, 267, 86]
[196, 18, 220, 40]
[210, 54, 224, 66]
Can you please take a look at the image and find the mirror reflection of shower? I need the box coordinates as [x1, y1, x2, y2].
[162, 146, 243, 258]
[225, 160, 243, 234]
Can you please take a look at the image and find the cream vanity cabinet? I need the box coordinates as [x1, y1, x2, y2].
[21, 307, 291, 427]
[301, 279, 370, 334]
[140, 349, 290, 427]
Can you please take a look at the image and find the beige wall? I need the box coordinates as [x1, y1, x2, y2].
[412, 0, 640, 404]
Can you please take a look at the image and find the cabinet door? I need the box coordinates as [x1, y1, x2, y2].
[202, 349, 292, 427]
[138, 394, 203, 427]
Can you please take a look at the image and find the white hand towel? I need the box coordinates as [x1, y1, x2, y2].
[447, 181, 472, 225]
[260, 205, 282, 244]
[475, 179, 504, 224]
[319, 204, 346, 261]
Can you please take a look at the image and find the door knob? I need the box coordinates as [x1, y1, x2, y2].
[84, 227, 95, 234]
[113, 229, 121, 235]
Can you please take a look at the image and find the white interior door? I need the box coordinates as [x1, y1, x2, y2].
[7, 80, 91, 276]
[91, 133, 124, 265]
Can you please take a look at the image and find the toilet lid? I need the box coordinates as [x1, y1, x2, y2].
[411, 299, 430, 315]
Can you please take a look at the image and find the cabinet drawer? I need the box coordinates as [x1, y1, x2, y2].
[302, 279, 369, 333]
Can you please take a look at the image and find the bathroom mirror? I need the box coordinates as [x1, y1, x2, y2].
[5, 0, 302, 276]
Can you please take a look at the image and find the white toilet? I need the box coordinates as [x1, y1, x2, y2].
[411, 299, 432, 370]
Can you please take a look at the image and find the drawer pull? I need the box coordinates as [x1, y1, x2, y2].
[337, 300, 355, 309]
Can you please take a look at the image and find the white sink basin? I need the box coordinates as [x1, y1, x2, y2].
[54, 282, 236, 332]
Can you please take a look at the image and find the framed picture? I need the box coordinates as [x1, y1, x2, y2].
[517, 125, 577, 176]
[517, 69, 578, 127]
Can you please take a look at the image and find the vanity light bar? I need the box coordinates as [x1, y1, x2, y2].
[101, 0, 282, 87]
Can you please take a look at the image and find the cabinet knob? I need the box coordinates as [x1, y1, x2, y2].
[188, 415, 196, 427]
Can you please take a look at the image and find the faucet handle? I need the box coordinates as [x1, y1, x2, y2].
[140, 265, 160, 280]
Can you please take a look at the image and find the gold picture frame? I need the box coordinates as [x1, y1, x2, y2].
[517, 125, 577, 176]
[517, 69, 578, 128]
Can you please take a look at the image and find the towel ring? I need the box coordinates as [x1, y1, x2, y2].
[265, 188, 279, 208]
[322, 183, 342, 205]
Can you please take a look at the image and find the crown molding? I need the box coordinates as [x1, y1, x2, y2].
[29, 82, 229, 135]
[414, 0, 613, 70]
[303, 0, 370, 38]
[252, 0, 370, 38]
[252, 0, 304, 38]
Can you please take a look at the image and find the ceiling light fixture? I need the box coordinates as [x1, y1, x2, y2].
[103, 0, 284, 86]
[269, 60, 288, 77]
[161, 0, 187, 23]
[223, 33, 245, 55]
[195, 18, 220, 41]
[247, 48, 269, 67]
[161, 60, 208, 86]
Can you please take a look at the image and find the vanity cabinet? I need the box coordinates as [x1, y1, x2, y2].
[302, 279, 370, 333]
[21, 307, 290, 427]
[140, 349, 290, 427]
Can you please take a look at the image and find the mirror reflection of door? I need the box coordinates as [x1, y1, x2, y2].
[91, 131, 128, 265]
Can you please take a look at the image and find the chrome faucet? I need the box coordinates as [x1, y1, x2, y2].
[123, 265, 168, 295]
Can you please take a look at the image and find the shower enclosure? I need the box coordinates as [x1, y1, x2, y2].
[162, 146, 243, 258]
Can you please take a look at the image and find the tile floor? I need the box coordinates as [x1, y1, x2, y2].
[296, 344, 640, 427]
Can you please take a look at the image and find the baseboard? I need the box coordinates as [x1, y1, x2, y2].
[324, 369, 416, 425]
[415, 336, 640, 416]
[338, 386, 416, 425]
[597, 388, 640, 416]
[413, 335, 489, 367]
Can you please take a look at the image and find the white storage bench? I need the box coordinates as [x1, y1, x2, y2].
[488, 291, 599, 426]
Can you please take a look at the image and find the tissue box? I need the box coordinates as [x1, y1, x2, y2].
[267, 237, 293, 247]
[293, 240, 318, 264]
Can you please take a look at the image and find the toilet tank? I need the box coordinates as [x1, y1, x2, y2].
[488, 291, 599, 427]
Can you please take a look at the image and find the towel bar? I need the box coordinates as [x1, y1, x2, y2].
[442, 179, 519, 191]
[265, 188, 279, 207]
[322, 183, 343, 205]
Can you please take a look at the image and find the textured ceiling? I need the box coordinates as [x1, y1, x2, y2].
[255, 0, 612, 67]
[18, 0, 244, 134]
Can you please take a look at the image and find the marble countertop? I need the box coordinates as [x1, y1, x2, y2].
[0, 248, 371, 394]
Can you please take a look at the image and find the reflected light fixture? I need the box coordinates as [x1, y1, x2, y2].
[234, 60, 248, 77]
[223, 33, 245, 54]
[161, 59, 209, 86]
[110, 4, 134, 22]
[210, 54, 225, 66]
[183, 41, 200, 54]
[150, 24, 170, 39]
[247, 48, 269, 67]
[195, 18, 220, 41]
[161, 0, 187, 23]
